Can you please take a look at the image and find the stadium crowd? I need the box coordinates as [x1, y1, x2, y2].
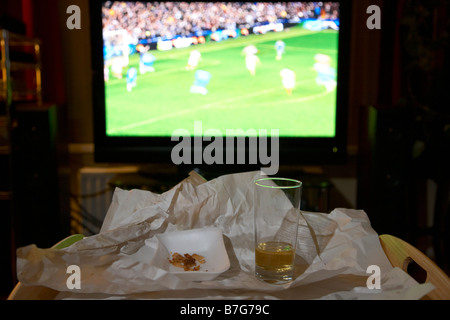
[102, 1, 339, 41]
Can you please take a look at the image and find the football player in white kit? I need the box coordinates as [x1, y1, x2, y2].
[280, 68, 296, 95]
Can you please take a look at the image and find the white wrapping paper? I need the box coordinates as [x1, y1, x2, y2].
[16, 171, 434, 299]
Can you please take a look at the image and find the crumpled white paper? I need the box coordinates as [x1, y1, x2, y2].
[16, 171, 434, 299]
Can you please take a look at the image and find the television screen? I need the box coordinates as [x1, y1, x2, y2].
[91, 1, 350, 172]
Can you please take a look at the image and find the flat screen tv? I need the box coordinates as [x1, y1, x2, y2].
[89, 1, 351, 176]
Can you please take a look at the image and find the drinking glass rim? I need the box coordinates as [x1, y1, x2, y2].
[254, 177, 302, 189]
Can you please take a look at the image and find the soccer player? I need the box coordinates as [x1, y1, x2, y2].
[126, 67, 138, 92]
[190, 69, 212, 95]
[110, 58, 124, 79]
[245, 53, 260, 76]
[137, 45, 156, 74]
[186, 50, 201, 70]
[241, 45, 260, 76]
[275, 40, 286, 60]
[313, 53, 337, 92]
[280, 68, 296, 95]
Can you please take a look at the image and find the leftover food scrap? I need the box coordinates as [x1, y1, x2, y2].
[169, 252, 205, 271]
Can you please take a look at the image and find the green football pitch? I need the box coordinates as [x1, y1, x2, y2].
[104, 26, 338, 137]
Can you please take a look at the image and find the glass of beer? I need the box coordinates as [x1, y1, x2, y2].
[254, 177, 302, 284]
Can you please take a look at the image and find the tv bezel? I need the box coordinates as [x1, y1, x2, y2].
[90, 0, 352, 170]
